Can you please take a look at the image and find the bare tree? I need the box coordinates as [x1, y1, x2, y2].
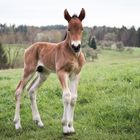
[4, 45, 22, 68]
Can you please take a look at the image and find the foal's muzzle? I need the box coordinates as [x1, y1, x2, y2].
[71, 44, 81, 52]
[71, 40, 81, 53]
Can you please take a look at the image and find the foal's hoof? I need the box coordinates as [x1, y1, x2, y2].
[63, 131, 76, 136]
[63, 126, 76, 135]
[63, 127, 76, 135]
[34, 120, 44, 128]
[63, 126, 70, 135]
[38, 121, 44, 128]
[14, 122, 22, 130]
[13, 119, 22, 130]
[69, 127, 75, 134]
[15, 123, 22, 130]
[63, 132, 70, 135]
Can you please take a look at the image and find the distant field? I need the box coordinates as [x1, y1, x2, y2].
[0, 49, 140, 139]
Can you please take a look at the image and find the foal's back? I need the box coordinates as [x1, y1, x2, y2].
[24, 42, 59, 72]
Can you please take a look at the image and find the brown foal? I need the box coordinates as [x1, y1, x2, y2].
[14, 8, 86, 134]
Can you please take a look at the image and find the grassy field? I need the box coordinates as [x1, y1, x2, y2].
[0, 48, 140, 140]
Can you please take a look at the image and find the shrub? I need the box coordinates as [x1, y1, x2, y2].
[82, 47, 98, 61]
[98, 41, 113, 50]
[111, 43, 117, 50]
[116, 42, 125, 52]
[125, 47, 134, 54]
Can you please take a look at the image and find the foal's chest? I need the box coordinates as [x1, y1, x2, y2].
[64, 58, 82, 74]
[56, 50, 85, 74]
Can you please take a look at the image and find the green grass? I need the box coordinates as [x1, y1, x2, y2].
[0, 49, 140, 139]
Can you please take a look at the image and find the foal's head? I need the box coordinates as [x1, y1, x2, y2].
[64, 8, 85, 53]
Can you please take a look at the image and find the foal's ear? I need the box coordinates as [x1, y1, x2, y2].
[79, 8, 85, 21]
[64, 9, 71, 22]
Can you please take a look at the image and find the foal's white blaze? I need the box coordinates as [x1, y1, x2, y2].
[71, 40, 81, 47]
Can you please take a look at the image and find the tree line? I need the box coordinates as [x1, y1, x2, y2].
[0, 23, 140, 47]
[0, 24, 140, 69]
[0, 24, 66, 44]
[92, 26, 140, 47]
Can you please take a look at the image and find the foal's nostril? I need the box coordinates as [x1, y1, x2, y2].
[78, 44, 81, 48]
[71, 44, 81, 52]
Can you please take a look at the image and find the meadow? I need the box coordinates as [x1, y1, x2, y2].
[0, 48, 140, 140]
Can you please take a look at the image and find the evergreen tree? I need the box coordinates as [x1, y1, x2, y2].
[0, 43, 8, 69]
[136, 28, 140, 47]
[89, 36, 97, 49]
[128, 26, 137, 46]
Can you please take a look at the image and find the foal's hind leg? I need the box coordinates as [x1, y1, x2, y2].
[14, 68, 35, 129]
[28, 72, 49, 127]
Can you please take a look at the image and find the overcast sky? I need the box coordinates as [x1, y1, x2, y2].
[0, 0, 140, 28]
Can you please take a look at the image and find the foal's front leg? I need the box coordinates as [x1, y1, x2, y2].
[57, 71, 71, 134]
[69, 74, 79, 133]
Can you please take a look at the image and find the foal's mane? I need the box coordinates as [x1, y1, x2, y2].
[72, 14, 78, 18]
[63, 32, 67, 41]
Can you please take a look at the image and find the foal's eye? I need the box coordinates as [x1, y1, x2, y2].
[68, 29, 70, 31]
